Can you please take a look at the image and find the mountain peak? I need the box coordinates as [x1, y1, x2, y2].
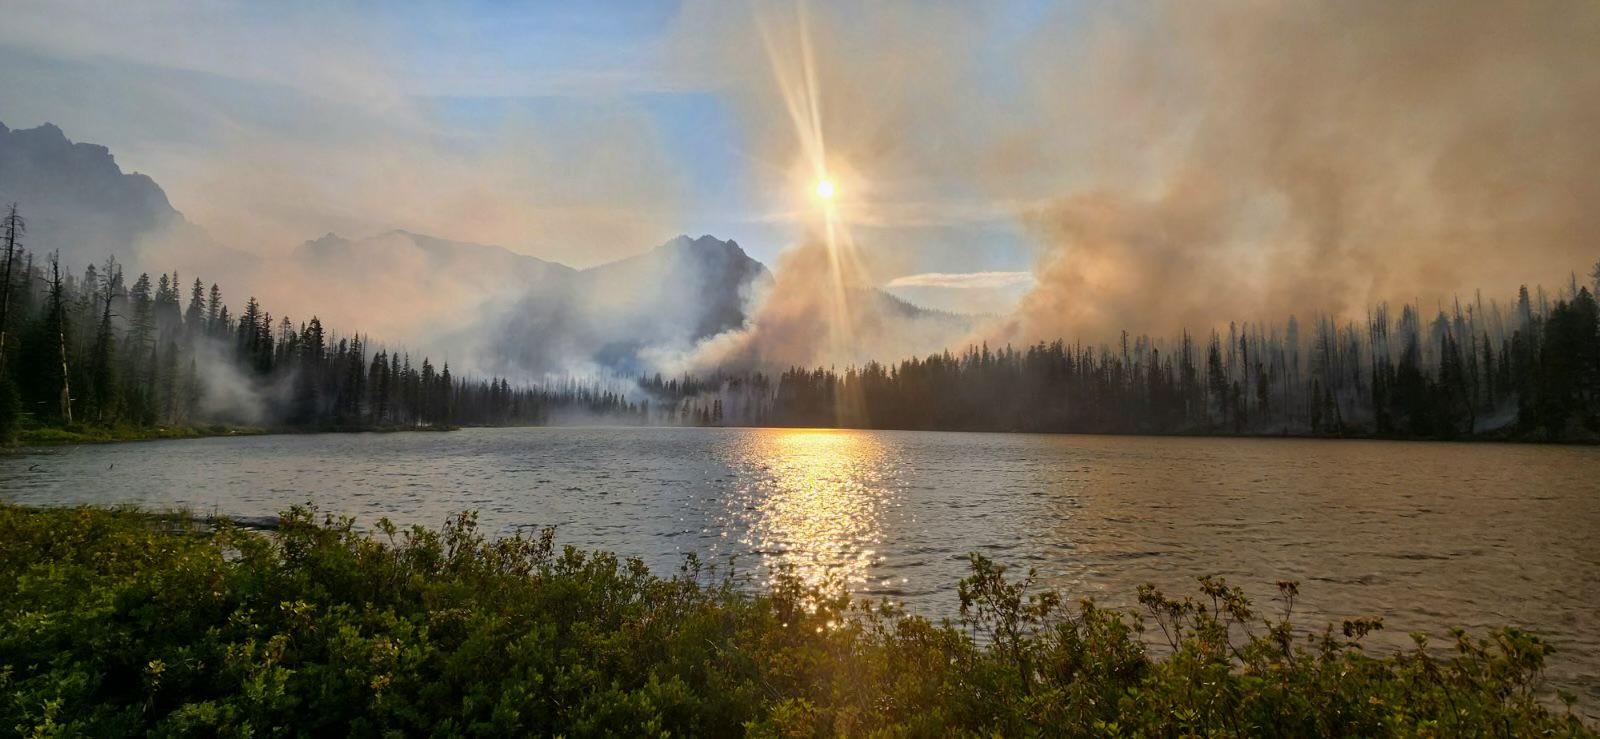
[490, 232, 770, 376]
[303, 232, 350, 250]
[0, 120, 185, 266]
[662, 233, 747, 258]
[12, 121, 66, 143]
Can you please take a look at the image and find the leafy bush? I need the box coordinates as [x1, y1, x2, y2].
[0, 504, 1591, 736]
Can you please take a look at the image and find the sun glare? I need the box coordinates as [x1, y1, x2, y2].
[815, 178, 836, 200]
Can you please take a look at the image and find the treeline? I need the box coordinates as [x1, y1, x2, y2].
[7, 197, 1598, 443]
[651, 275, 1600, 442]
[0, 205, 627, 440]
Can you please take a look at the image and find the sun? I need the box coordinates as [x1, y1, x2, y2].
[815, 178, 836, 200]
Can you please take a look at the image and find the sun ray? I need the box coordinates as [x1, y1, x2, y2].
[754, 0, 878, 424]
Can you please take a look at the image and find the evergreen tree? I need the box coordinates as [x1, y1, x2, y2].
[185, 278, 206, 337]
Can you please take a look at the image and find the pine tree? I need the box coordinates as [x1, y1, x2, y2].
[185, 278, 206, 338]
[206, 283, 223, 336]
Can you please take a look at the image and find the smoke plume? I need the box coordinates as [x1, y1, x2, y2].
[673, 0, 1600, 365]
[668, 1, 999, 371]
[7, 0, 1599, 376]
[998, 0, 1600, 343]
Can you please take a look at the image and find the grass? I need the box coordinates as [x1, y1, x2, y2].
[6, 422, 459, 447]
[0, 503, 1591, 737]
[10, 423, 269, 446]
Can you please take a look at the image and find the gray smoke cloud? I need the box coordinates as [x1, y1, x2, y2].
[7, 0, 1598, 376]
[663, 1, 1003, 371]
[0, 0, 695, 364]
[997, 0, 1600, 343]
[671, 0, 1600, 362]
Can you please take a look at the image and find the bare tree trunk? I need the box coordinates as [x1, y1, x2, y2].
[93, 260, 119, 423]
[58, 322, 72, 424]
[47, 253, 72, 424]
[0, 204, 22, 378]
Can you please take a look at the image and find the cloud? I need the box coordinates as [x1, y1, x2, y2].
[0, 1, 692, 270]
[7, 0, 1599, 375]
[670, 0, 1600, 356]
[0, 0, 710, 357]
[994, 0, 1600, 344]
[887, 272, 1033, 290]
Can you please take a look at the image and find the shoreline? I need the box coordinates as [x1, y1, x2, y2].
[5, 422, 460, 448]
[7, 419, 1597, 448]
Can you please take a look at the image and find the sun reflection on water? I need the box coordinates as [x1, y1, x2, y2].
[725, 428, 897, 592]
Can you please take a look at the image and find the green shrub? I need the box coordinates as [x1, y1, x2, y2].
[0, 504, 1591, 736]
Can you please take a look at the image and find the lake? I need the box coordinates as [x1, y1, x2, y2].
[4, 427, 1598, 705]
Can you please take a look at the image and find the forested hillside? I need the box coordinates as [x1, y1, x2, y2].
[0, 205, 639, 442]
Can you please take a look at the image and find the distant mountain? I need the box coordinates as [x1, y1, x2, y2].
[287, 230, 580, 348]
[873, 288, 966, 323]
[480, 234, 771, 376]
[303, 231, 975, 376]
[0, 120, 249, 275]
[1, 120, 961, 376]
[290, 230, 773, 376]
[0, 120, 177, 267]
[297, 230, 978, 377]
[581, 234, 770, 340]
[296, 229, 575, 295]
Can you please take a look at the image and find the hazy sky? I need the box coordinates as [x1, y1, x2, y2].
[0, 0, 1037, 276]
[2, 0, 1596, 343]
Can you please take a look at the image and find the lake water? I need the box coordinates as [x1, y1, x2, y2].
[4, 427, 1598, 705]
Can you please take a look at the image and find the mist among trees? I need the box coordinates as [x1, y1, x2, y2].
[3, 199, 1598, 444]
[0, 205, 640, 440]
[645, 277, 1600, 443]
